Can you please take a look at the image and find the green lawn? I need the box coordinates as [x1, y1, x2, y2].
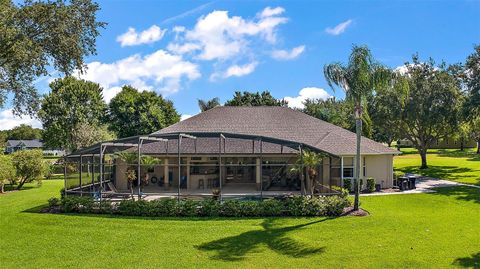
[1, 180, 479, 268]
[394, 148, 480, 186]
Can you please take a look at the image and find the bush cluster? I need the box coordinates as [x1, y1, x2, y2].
[57, 192, 351, 217]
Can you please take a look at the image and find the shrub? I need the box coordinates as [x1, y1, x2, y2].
[366, 177, 376, 193]
[198, 198, 221, 217]
[284, 196, 309, 216]
[323, 195, 351, 216]
[178, 200, 199, 217]
[61, 196, 81, 213]
[343, 178, 352, 192]
[97, 200, 113, 214]
[148, 199, 178, 216]
[238, 201, 260, 217]
[48, 197, 60, 207]
[332, 186, 349, 198]
[220, 200, 242, 217]
[258, 199, 284, 216]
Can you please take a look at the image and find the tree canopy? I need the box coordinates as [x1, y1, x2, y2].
[224, 91, 288, 107]
[38, 76, 107, 151]
[0, 0, 105, 115]
[11, 149, 46, 190]
[397, 56, 463, 168]
[6, 124, 43, 140]
[108, 86, 180, 138]
[198, 97, 220, 112]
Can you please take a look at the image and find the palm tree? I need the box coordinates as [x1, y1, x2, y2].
[198, 97, 220, 112]
[290, 149, 326, 195]
[114, 151, 138, 199]
[324, 45, 391, 211]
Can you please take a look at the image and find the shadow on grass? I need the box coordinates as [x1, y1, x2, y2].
[2, 185, 38, 192]
[396, 165, 477, 181]
[453, 252, 480, 268]
[435, 149, 480, 161]
[196, 218, 327, 261]
[428, 186, 480, 204]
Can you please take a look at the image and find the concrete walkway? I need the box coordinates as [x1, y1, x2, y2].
[361, 177, 480, 196]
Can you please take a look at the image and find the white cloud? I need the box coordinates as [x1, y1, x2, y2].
[0, 109, 42, 130]
[180, 114, 193, 121]
[325, 19, 353, 35]
[168, 7, 288, 61]
[271, 45, 305, 60]
[210, 62, 258, 80]
[284, 87, 331, 109]
[259, 6, 285, 18]
[79, 49, 200, 99]
[117, 25, 167, 47]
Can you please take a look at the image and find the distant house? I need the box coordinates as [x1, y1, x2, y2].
[396, 138, 477, 149]
[5, 139, 43, 154]
[4, 139, 65, 156]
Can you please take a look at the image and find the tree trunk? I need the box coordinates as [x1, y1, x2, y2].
[387, 141, 392, 148]
[354, 105, 362, 211]
[460, 138, 464, 151]
[419, 148, 428, 169]
[477, 140, 480, 154]
[16, 178, 27, 190]
[0, 183, 4, 193]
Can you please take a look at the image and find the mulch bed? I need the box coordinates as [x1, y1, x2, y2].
[341, 207, 369, 217]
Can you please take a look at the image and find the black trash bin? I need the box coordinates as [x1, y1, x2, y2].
[375, 184, 381, 192]
[408, 177, 416, 189]
[398, 177, 408, 191]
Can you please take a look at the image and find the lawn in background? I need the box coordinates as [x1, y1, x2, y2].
[0, 180, 479, 268]
[394, 148, 480, 186]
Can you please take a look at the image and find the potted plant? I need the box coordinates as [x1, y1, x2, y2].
[114, 152, 137, 199]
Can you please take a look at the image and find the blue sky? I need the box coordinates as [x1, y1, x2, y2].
[1, 0, 479, 129]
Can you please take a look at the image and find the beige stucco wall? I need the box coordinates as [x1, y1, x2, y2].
[364, 154, 394, 188]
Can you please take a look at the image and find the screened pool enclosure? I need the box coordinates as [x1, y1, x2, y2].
[64, 133, 344, 200]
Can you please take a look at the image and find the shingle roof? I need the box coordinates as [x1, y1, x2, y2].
[153, 106, 399, 156]
[6, 139, 43, 148]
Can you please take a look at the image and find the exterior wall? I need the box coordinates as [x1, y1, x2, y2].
[364, 154, 394, 188]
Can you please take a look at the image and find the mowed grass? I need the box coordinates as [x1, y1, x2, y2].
[394, 148, 480, 186]
[1, 180, 479, 268]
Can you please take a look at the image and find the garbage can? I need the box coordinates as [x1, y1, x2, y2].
[408, 177, 416, 189]
[375, 184, 381, 192]
[398, 177, 408, 191]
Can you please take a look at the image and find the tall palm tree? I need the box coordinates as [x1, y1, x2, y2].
[290, 149, 326, 195]
[324, 45, 391, 211]
[198, 97, 220, 112]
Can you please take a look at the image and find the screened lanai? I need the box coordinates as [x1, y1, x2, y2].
[64, 132, 344, 200]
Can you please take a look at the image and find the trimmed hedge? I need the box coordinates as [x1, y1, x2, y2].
[57, 193, 351, 217]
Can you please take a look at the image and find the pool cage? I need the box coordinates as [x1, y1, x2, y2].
[64, 132, 342, 200]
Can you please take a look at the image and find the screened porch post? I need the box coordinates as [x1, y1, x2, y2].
[99, 145, 103, 201]
[79, 155, 83, 196]
[340, 156, 344, 189]
[137, 138, 143, 200]
[63, 156, 67, 197]
[177, 134, 181, 201]
[218, 134, 224, 202]
[259, 137, 263, 199]
[91, 155, 94, 192]
[299, 144, 305, 196]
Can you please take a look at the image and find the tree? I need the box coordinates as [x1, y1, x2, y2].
[11, 149, 46, 190]
[464, 45, 480, 153]
[0, 155, 15, 193]
[7, 124, 42, 140]
[71, 122, 116, 150]
[0, 0, 105, 115]
[114, 151, 137, 199]
[38, 76, 107, 152]
[303, 97, 373, 137]
[198, 97, 220, 112]
[109, 86, 180, 138]
[369, 77, 407, 147]
[224, 91, 288, 107]
[397, 56, 463, 168]
[324, 45, 390, 211]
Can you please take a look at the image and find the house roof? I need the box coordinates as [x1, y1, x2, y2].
[6, 139, 43, 148]
[153, 106, 399, 156]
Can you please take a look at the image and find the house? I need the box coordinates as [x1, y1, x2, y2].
[4, 139, 65, 156]
[5, 139, 43, 154]
[65, 106, 400, 198]
[396, 138, 477, 149]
